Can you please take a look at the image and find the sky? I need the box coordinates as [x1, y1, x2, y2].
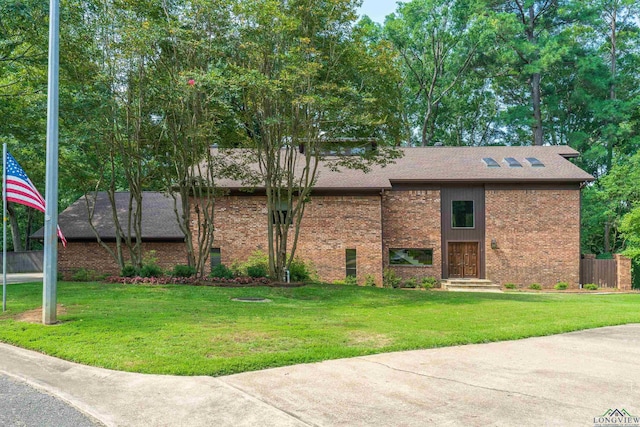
[357, 0, 398, 24]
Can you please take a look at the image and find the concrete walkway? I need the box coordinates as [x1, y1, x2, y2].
[1, 272, 43, 284]
[1, 325, 639, 426]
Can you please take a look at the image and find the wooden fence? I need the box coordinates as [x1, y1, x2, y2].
[0, 251, 44, 273]
[580, 256, 617, 288]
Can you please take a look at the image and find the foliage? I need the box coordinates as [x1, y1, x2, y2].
[121, 265, 140, 278]
[209, 264, 234, 280]
[383, 268, 401, 289]
[529, 284, 542, 290]
[421, 277, 438, 290]
[232, 251, 269, 277]
[402, 278, 418, 289]
[247, 265, 268, 279]
[554, 282, 569, 291]
[503, 283, 517, 290]
[288, 258, 314, 283]
[172, 265, 197, 278]
[363, 275, 377, 287]
[344, 276, 359, 286]
[71, 269, 104, 282]
[583, 284, 599, 291]
[2, 283, 640, 376]
[140, 264, 164, 278]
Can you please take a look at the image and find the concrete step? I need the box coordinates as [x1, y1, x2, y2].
[442, 279, 502, 293]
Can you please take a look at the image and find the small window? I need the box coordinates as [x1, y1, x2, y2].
[482, 157, 500, 168]
[525, 157, 545, 167]
[346, 249, 357, 278]
[452, 200, 474, 228]
[389, 249, 433, 266]
[210, 248, 221, 269]
[504, 157, 523, 167]
[270, 201, 292, 225]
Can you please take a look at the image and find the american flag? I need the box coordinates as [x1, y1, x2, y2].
[5, 152, 67, 247]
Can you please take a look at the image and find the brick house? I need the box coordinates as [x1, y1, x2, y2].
[40, 146, 594, 289]
[211, 145, 593, 289]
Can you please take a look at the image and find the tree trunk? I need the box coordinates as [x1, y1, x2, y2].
[6, 204, 23, 252]
[528, 6, 543, 146]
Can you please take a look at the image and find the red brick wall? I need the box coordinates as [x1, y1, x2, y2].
[58, 241, 187, 279]
[382, 190, 442, 282]
[210, 195, 383, 284]
[485, 188, 581, 289]
[615, 254, 632, 291]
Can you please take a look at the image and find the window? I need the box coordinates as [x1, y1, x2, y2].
[482, 157, 500, 168]
[346, 249, 357, 278]
[271, 201, 292, 225]
[210, 248, 221, 269]
[452, 200, 474, 228]
[389, 249, 433, 266]
[525, 157, 545, 167]
[504, 157, 523, 167]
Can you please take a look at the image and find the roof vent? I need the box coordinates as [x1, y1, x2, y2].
[525, 157, 545, 167]
[504, 157, 523, 168]
[482, 157, 500, 168]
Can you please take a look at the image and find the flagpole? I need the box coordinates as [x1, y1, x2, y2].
[2, 143, 7, 312]
[43, 0, 60, 325]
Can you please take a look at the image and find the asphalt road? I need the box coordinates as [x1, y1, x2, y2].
[0, 374, 101, 427]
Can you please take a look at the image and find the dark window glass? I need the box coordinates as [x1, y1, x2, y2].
[525, 157, 545, 167]
[210, 248, 221, 269]
[271, 209, 292, 225]
[504, 157, 523, 167]
[389, 249, 433, 266]
[346, 249, 357, 278]
[482, 157, 500, 168]
[452, 200, 474, 228]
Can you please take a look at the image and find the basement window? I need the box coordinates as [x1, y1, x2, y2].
[346, 249, 357, 278]
[452, 200, 474, 228]
[210, 248, 221, 269]
[389, 249, 433, 266]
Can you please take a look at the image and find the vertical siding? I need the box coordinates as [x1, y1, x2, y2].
[440, 187, 485, 279]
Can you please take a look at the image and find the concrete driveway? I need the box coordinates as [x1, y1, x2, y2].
[0, 324, 639, 426]
[1, 272, 43, 284]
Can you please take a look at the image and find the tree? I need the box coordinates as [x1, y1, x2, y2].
[228, 0, 402, 280]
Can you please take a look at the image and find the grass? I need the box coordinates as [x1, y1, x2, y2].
[0, 282, 639, 376]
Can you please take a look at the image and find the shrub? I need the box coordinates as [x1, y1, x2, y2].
[288, 257, 312, 282]
[345, 275, 358, 286]
[209, 264, 234, 279]
[172, 265, 197, 278]
[583, 283, 598, 291]
[363, 274, 377, 287]
[383, 268, 401, 289]
[402, 278, 418, 288]
[554, 282, 569, 290]
[71, 268, 103, 282]
[529, 283, 542, 290]
[233, 250, 269, 277]
[140, 264, 164, 278]
[247, 264, 268, 278]
[421, 277, 438, 290]
[503, 283, 517, 290]
[121, 265, 139, 278]
[332, 279, 347, 285]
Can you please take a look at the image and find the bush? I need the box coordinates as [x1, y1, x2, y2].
[209, 264, 234, 279]
[71, 268, 103, 282]
[529, 283, 542, 290]
[554, 282, 569, 290]
[402, 278, 418, 288]
[583, 283, 598, 291]
[332, 279, 347, 285]
[172, 265, 197, 278]
[233, 250, 269, 277]
[247, 264, 268, 278]
[288, 257, 312, 282]
[140, 264, 163, 278]
[345, 275, 358, 286]
[363, 274, 377, 287]
[121, 265, 139, 278]
[383, 268, 401, 289]
[421, 277, 438, 290]
[503, 283, 517, 290]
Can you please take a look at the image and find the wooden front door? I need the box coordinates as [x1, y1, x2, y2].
[448, 242, 479, 278]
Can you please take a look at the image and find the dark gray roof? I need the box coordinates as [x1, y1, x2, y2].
[31, 192, 185, 241]
[212, 146, 595, 190]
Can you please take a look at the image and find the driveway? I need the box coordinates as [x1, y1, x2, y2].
[1, 272, 43, 284]
[0, 325, 639, 426]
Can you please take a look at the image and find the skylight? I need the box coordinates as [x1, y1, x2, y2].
[525, 157, 545, 167]
[482, 157, 500, 168]
[504, 157, 523, 168]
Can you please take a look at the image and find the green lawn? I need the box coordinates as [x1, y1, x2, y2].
[0, 282, 638, 376]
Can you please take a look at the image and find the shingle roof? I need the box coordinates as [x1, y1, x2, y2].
[213, 146, 594, 190]
[31, 192, 185, 241]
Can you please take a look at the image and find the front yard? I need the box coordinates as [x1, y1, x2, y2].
[0, 282, 638, 376]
